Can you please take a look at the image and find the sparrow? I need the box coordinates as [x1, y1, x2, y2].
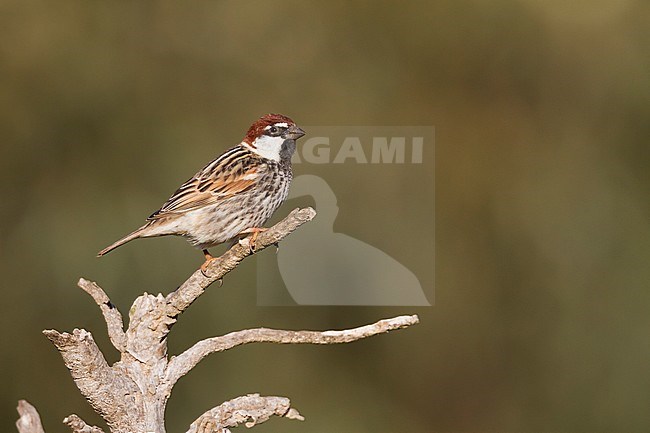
[98, 113, 305, 270]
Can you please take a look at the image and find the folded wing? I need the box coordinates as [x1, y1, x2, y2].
[148, 147, 265, 220]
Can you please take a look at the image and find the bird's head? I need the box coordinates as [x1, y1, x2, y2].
[242, 113, 305, 162]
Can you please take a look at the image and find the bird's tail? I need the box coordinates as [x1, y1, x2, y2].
[97, 224, 150, 257]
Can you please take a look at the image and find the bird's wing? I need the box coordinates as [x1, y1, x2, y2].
[148, 147, 266, 220]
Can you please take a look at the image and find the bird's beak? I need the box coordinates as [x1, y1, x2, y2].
[283, 125, 306, 140]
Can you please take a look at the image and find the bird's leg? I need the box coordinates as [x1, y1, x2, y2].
[239, 227, 268, 253]
[200, 249, 217, 276]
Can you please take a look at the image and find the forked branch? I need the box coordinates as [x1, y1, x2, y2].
[19, 206, 421, 433]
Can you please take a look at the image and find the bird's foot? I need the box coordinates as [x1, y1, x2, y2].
[239, 227, 268, 253]
[200, 250, 218, 276]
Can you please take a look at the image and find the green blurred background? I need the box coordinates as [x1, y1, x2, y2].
[1, 1, 649, 432]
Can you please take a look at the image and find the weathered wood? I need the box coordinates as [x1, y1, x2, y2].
[18, 207, 420, 433]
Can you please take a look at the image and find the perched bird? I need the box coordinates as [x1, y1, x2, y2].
[98, 113, 305, 270]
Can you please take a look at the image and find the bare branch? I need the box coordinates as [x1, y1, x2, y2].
[77, 278, 126, 352]
[167, 315, 419, 385]
[34, 204, 420, 433]
[186, 394, 303, 433]
[63, 415, 105, 433]
[165, 207, 316, 319]
[42, 329, 143, 432]
[16, 400, 45, 433]
[114, 208, 316, 368]
[41, 208, 319, 433]
[124, 293, 172, 363]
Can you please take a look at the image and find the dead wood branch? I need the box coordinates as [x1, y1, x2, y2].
[63, 415, 106, 433]
[16, 400, 45, 433]
[165, 207, 317, 319]
[42, 329, 143, 432]
[187, 394, 304, 433]
[77, 278, 126, 352]
[167, 315, 419, 385]
[20, 207, 420, 433]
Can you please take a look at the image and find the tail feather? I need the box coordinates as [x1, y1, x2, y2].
[97, 225, 150, 257]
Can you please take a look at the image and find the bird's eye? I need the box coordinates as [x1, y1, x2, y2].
[268, 126, 278, 134]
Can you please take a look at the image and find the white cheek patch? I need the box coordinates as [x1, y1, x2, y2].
[247, 135, 285, 161]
